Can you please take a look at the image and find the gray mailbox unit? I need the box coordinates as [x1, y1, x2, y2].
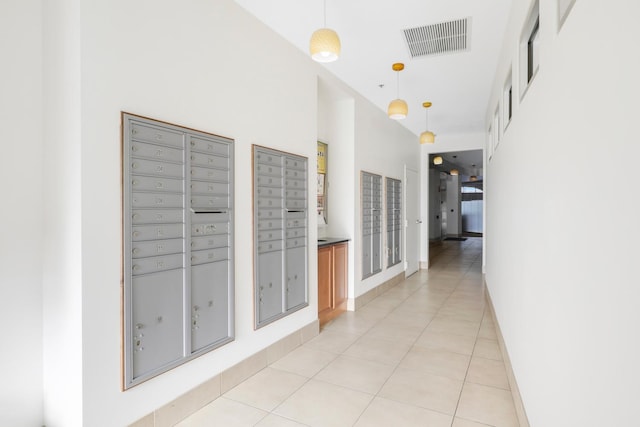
[253, 146, 308, 328]
[361, 171, 383, 279]
[122, 113, 234, 388]
[386, 177, 402, 267]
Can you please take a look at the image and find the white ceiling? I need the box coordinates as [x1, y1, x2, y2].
[233, 0, 513, 174]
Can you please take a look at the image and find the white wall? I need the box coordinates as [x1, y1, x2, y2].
[76, 1, 318, 425]
[317, 74, 421, 302]
[42, 0, 84, 425]
[30, 0, 424, 425]
[0, 1, 44, 426]
[317, 79, 356, 298]
[353, 100, 420, 297]
[485, 1, 640, 426]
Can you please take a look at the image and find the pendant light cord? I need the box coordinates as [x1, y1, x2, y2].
[396, 71, 400, 99]
[323, 0, 327, 27]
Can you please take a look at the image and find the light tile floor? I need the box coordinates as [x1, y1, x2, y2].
[178, 237, 519, 427]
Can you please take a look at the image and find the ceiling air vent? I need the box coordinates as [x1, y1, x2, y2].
[403, 17, 471, 58]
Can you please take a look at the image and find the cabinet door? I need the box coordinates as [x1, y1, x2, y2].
[191, 261, 229, 352]
[286, 246, 307, 310]
[318, 246, 333, 313]
[257, 250, 284, 323]
[333, 243, 348, 308]
[131, 270, 184, 379]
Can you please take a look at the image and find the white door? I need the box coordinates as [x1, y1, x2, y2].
[405, 167, 419, 276]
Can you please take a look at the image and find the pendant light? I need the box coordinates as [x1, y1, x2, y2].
[420, 101, 435, 144]
[388, 63, 408, 119]
[450, 169, 459, 176]
[433, 156, 443, 165]
[309, 0, 341, 63]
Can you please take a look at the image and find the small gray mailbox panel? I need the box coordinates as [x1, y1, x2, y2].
[386, 177, 402, 267]
[253, 146, 308, 328]
[123, 113, 234, 388]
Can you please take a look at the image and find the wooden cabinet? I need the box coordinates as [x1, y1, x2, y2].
[318, 241, 348, 326]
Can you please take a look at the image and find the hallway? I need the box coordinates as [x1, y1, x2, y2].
[177, 237, 519, 427]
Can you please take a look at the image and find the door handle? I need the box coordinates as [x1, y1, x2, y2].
[416, 220, 422, 224]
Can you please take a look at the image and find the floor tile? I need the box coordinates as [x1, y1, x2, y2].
[466, 357, 510, 390]
[343, 335, 411, 365]
[254, 414, 310, 427]
[399, 346, 470, 381]
[456, 382, 519, 427]
[270, 346, 337, 378]
[175, 397, 267, 427]
[223, 367, 307, 411]
[425, 317, 480, 338]
[452, 417, 493, 427]
[473, 338, 502, 361]
[172, 238, 524, 427]
[274, 379, 373, 427]
[302, 330, 360, 354]
[414, 329, 476, 355]
[378, 366, 463, 415]
[478, 321, 498, 340]
[314, 354, 396, 394]
[322, 312, 377, 336]
[363, 321, 423, 345]
[354, 396, 452, 427]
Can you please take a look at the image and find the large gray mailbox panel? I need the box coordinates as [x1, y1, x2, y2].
[122, 113, 234, 389]
[253, 146, 308, 328]
[362, 172, 382, 279]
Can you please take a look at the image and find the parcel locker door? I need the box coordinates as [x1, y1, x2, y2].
[285, 246, 307, 311]
[191, 261, 230, 352]
[372, 228, 382, 274]
[257, 251, 284, 324]
[131, 269, 184, 380]
[362, 233, 372, 278]
[387, 230, 394, 266]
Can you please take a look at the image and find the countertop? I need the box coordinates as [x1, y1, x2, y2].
[317, 237, 350, 247]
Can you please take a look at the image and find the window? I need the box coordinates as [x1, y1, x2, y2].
[527, 17, 540, 83]
[503, 71, 513, 129]
[520, 0, 540, 98]
[493, 108, 500, 150]
[558, 0, 576, 31]
[487, 126, 493, 160]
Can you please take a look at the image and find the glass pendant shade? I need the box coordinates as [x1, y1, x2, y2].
[388, 99, 408, 120]
[470, 175, 478, 181]
[450, 169, 459, 176]
[433, 156, 443, 165]
[310, 28, 341, 62]
[420, 130, 435, 144]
